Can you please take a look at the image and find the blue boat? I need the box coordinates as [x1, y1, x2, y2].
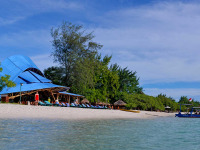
[175, 104, 200, 118]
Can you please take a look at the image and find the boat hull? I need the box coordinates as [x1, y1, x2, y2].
[175, 113, 200, 118]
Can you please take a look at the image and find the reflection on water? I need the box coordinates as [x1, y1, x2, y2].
[0, 117, 200, 150]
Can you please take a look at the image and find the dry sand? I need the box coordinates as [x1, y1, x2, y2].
[0, 104, 176, 120]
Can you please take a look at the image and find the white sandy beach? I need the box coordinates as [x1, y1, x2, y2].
[0, 104, 176, 120]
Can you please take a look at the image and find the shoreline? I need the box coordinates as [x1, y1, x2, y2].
[0, 104, 176, 120]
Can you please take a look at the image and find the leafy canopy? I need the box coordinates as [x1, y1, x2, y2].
[51, 22, 102, 87]
[44, 21, 183, 111]
[110, 63, 143, 94]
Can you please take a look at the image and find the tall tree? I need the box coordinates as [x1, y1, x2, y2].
[178, 96, 190, 104]
[70, 55, 98, 94]
[44, 66, 63, 85]
[110, 64, 143, 94]
[71, 55, 119, 103]
[93, 55, 119, 102]
[51, 22, 102, 87]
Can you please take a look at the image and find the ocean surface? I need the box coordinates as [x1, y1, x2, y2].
[0, 117, 199, 150]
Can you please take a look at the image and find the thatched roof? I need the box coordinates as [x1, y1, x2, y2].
[81, 98, 90, 104]
[165, 106, 171, 109]
[114, 100, 126, 106]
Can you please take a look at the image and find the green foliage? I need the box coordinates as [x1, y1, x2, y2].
[126, 103, 137, 110]
[71, 55, 120, 103]
[44, 66, 64, 85]
[0, 65, 16, 91]
[51, 21, 102, 87]
[70, 55, 99, 96]
[45, 21, 183, 111]
[91, 55, 119, 102]
[178, 96, 190, 104]
[110, 63, 143, 94]
[118, 93, 165, 111]
[192, 100, 200, 107]
[156, 94, 179, 111]
[117, 93, 180, 111]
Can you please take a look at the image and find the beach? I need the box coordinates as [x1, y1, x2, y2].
[0, 104, 176, 120]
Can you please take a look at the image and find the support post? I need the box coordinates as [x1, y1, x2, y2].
[50, 90, 56, 102]
[19, 83, 23, 104]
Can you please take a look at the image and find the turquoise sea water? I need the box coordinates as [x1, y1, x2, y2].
[0, 117, 199, 150]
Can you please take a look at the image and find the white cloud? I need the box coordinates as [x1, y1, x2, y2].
[0, 29, 54, 64]
[0, 0, 83, 26]
[0, 16, 25, 26]
[18, 0, 83, 12]
[144, 88, 200, 101]
[0, 29, 51, 49]
[91, 1, 200, 85]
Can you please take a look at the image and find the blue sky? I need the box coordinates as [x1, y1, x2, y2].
[1, 0, 200, 101]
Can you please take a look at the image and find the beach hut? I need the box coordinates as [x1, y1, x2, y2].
[81, 98, 89, 104]
[165, 106, 171, 113]
[114, 100, 127, 109]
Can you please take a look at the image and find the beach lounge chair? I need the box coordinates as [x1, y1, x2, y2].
[72, 103, 79, 107]
[86, 104, 91, 108]
[96, 105, 103, 109]
[100, 106, 104, 109]
[44, 101, 53, 106]
[66, 103, 70, 107]
[104, 106, 108, 109]
[61, 102, 67, 107]
[78, 104, 82, 108]
[38, 101, 46, 106]
[82, 104, 87, 108]
[90, 105, 96, 109]
[70, 103, 76, 107]
[54, 101, 61, 106]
